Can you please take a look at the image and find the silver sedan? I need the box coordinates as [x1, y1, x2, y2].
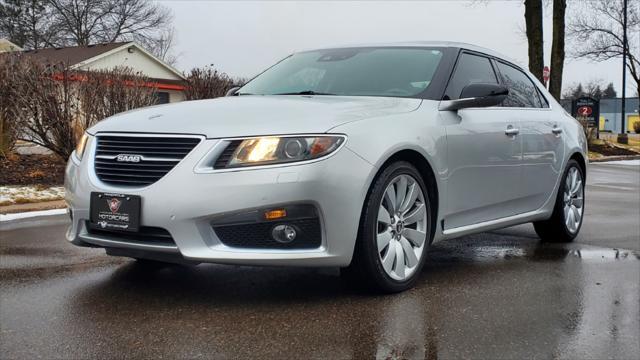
[65, 42, 587, 292]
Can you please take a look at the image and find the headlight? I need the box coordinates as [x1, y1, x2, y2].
[74, 133, 89, 160]
[218, 135, 345, 168]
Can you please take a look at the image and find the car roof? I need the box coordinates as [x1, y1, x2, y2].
[301, 41, 523, 69]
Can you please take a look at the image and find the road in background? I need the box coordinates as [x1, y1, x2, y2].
[1, 162, 638, 359]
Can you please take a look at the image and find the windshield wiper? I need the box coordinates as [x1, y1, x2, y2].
[273, 90, 335, 96]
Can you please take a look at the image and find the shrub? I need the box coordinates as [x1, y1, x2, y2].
[577, 119, 598, 146]
[1, 55, 158, 160]
[184, 66, 240, 100]
[0, 56, 18, 157]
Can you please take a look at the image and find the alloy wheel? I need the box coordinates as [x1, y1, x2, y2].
[376, 174, 428, 281]
[563, 167, 584, 234]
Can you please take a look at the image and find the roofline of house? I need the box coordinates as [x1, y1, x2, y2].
[0, 38, 23, 52]
[70, 42, 186, 81]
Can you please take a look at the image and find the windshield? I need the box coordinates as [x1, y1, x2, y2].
[238, 47, 444, 98]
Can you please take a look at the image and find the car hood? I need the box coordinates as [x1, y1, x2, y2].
[87, 96, 422, 138]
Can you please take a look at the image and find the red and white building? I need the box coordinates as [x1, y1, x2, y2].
[15, 41, 186, 103]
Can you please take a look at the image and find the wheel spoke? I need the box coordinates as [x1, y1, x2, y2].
[378, 206, 391, 225]
[395, 176, 408, 211]
[572, 206, 582, 224]
[400, 237, 418, 267]
[381, 240, 396, 274]
[384, 186, 397, 214]
[377, 230, 392, 251]
[403, 203, 425, 225]
[404, 228, 426, 247]
[566, 208, 575, 232]
[572, 179, 582, 195]
[394, 241, 405, 278]
[400, 183, 418, 214]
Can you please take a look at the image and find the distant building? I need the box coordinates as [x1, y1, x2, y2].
[19, 42, 186, 103]
[561, 97, 640, 133]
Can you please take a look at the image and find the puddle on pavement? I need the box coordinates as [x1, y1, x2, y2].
[428, 236, 640, 264]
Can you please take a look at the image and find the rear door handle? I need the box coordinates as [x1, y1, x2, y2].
[505, 126, 519, 136]
[552, 126, 563, 135]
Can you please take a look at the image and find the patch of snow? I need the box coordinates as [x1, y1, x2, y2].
[0, 186, 65, 205]
[598, 160, 640, 166]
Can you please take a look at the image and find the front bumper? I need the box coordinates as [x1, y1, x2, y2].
[65, 137, 374, 267]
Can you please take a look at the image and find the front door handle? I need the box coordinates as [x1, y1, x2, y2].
[552, 126, 563, 135]
[505, 126, 520, 136]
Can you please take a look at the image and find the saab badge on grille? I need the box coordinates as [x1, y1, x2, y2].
[116, 154, 142, 163]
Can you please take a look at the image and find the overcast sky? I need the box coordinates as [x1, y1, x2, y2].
[161, 0, 636, 97]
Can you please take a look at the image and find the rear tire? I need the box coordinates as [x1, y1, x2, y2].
[344, 161, 432, 293]
[533, 159, 585, 243]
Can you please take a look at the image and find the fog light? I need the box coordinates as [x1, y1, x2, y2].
[272, 224, 297, 243]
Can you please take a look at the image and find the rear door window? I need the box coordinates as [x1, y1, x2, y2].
[495, 62, 543, 108]
[444, 53, 498, 100]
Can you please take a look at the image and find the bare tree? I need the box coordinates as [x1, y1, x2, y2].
[0, 0, 175, 60]
[525, 0, 545, 83]
[0, 0, 61, 49]
[563, 79, 611, 100]
[549, 0, 566, 100]
[568, 0, 640, 96]
[151, 28, 179, 66]
[184, 66, 238, 101]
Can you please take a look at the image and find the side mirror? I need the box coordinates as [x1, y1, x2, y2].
[225, 86, 241, 97]
[439, 83, 508, 111]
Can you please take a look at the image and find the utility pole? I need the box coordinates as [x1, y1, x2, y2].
[618, 0, 629, 144]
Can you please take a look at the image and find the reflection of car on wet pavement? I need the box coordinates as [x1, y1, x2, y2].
[1, 162, 638, 358]
[65, 43, 588, 292]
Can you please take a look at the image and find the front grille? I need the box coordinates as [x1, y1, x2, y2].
[94, 135, 200, 186]
[213, 218, 322, 249]
[86, 222, 176, 247]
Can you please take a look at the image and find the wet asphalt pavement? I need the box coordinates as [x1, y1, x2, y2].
[1, 162, 639, 359]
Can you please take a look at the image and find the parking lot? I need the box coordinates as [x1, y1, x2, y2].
[1, 162, 639, 359]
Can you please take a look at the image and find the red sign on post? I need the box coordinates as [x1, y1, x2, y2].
[543, 66, 550, 85]
[577, 106, 593, 117]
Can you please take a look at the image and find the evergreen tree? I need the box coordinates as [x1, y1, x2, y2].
[601, 83, 617, 99]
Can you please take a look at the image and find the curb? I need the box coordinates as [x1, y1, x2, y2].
[1, 208, 67, 221]
[0, 208, 70, 231]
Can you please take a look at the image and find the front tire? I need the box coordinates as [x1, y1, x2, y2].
[534, 159, 585, 243]
[344, 161, 432, 293]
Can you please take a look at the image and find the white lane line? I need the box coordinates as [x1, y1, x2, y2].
[0, 208, 68, 222]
